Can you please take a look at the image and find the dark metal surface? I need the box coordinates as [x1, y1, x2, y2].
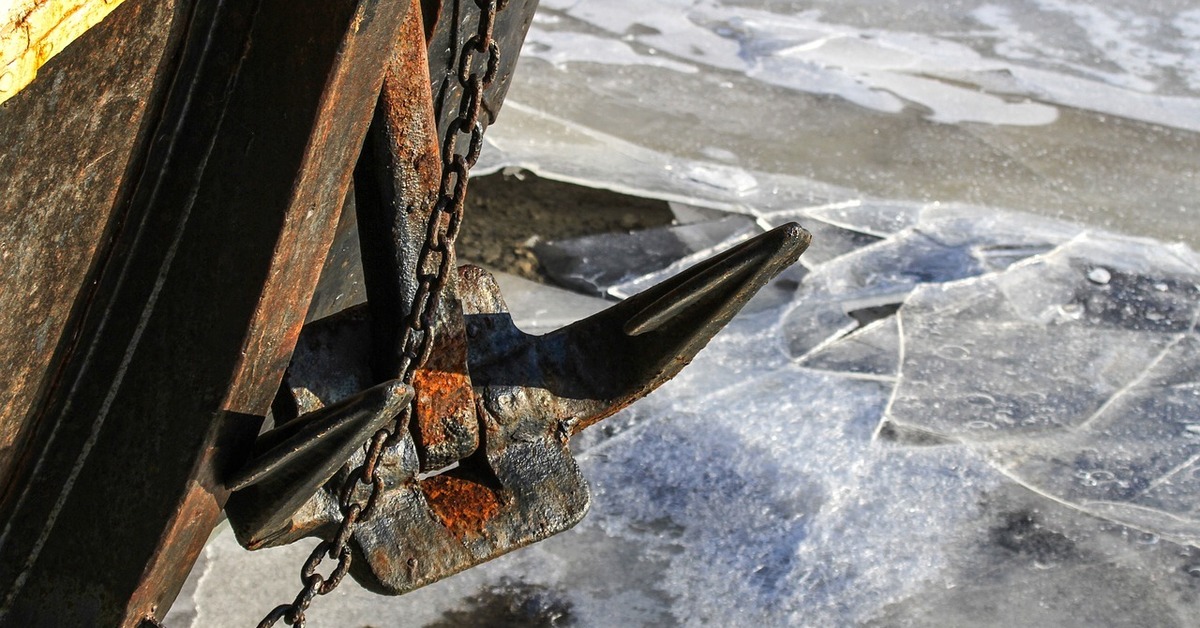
[0, 0, 410, 624]
[427, 0, 539, 140]
[226, 380, 415, 549]
[0, 0, 188, 496]
[355, 2, 481, 472]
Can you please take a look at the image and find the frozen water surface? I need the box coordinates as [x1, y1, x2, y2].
[170, 1, 1200, 626]
[885, 232, 1200, 543]
[481, 0, 1200, 246]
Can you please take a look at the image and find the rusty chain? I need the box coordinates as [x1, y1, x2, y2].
[258, 1, 507, 625]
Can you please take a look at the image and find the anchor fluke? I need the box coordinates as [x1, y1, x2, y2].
[225, 380, 413, 548]
[463, 223, 811, 435]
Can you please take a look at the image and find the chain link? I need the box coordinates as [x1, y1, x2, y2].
[257, 1, 506, 625]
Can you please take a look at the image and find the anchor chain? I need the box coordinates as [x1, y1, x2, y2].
[258, 1, 507, 625]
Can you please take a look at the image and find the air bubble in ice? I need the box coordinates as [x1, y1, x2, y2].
[1087, 266, 1112, 285]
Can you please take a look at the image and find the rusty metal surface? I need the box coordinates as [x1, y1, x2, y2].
[353, 6, 482, 473]
[243, 274, 586, 594]
[239, 2, 508, 621]
[306, 0, 539, 329]
[411, 291, 480, 470]
[355, 5, 443, 367]
[240, 223, 809, 597]
[0, 0, 186, 495]
[242, 2, 539, 623]
[0, 0, 409, 624]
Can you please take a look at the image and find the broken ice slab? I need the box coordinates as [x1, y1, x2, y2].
[490, 270, 609, 334]
[780, 298, 863, 359]
[883, 232, 1200, 542]
[474, 101, 857, 216]
[990, 332, 1200, 545]
[819, 205, 1083, 297]
[797, 315, 900, 378]
[796, 200, 924, 238]
[534, 214, 760, 298]
[886, 231, 1200, 441]
[667, 201, 731, 225]
[780, 206, 1086, 358]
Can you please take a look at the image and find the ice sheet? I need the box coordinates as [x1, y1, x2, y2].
[883, 231, 1200, 543]
[478, 0, 1200, 248]
[797, 315, 900, 379]
[530, 0, 1200, 129]
[779, 204, 1084, 358]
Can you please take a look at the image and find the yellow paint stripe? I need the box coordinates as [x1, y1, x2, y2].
[1, 0, 127, 105]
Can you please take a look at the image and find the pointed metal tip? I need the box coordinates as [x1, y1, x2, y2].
[226, 379, 413, 549]
[623, 222, 810, 336]
[227, 379, 413, 492]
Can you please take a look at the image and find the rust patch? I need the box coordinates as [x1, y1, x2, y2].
[413, 367, 476, 450]
[380, 6, 442, 205]
[422, 474, 500, 541]
[409, 276, 479, 469]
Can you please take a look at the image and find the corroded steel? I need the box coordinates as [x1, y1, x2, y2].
[411, 293, 479, 470]
[243, 224, 809, 596]
[0, 0, 410, 625]
[252, 0, 530, 621]
[354, 3, 481, 473]
[0, 0, 185, 497]
[220, 0, 811, 609]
